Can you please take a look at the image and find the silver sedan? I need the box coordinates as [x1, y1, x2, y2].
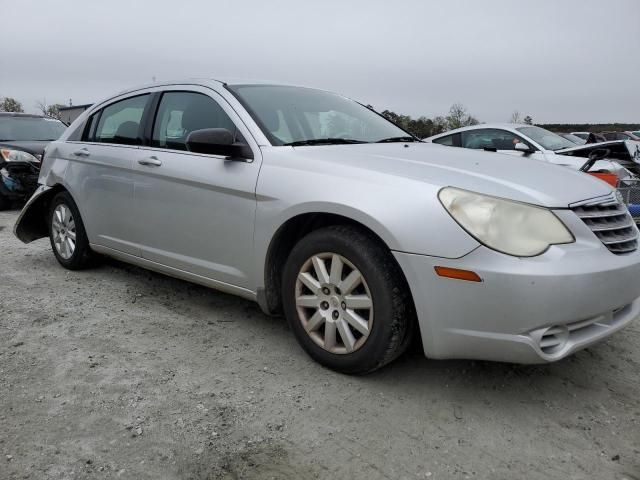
[14, 79, 640, 373]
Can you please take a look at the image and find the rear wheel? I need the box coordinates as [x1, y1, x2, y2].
[49, 192, 96, 270]
[282, 225, 415, 374]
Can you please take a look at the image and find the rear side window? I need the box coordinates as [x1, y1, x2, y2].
[151, 91, 238, 151]
[433, 134, 453, 146]
[461, 129, 526, 150]
[90, 94, 149, 145]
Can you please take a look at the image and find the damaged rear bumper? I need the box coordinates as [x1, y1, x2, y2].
[13, 185, 54, 243]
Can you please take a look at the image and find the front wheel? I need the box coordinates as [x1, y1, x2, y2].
[282, 225, 415, 374]
[49, 191, 96, 270]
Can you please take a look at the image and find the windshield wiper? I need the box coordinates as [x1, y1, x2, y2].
[283, 138, 367, 146]
[376, 136, 419, 143]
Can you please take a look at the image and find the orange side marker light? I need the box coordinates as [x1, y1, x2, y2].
[434, 266, 482, 282]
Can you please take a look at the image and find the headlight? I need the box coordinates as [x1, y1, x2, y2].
[0, 149, 40, 163]
[439, 187, 574, 257]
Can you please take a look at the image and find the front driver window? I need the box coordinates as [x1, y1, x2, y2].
[461, 129, 526, 151]
[151, 92, 239, 151]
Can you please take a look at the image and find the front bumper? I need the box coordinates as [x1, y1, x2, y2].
[394, 242, 640, 364]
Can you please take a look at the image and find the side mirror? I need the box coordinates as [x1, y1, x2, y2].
[186, 128, 253, 161]
[514, 142, 534, 154]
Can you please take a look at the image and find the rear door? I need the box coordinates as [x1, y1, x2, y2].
[61, 93, 152, 255]
[131, 87, 261, 289]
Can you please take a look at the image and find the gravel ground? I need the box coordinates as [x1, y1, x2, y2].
[0, 208, 639, 480]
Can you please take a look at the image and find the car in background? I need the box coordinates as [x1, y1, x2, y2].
[571, 131, 607, 143]
[13, 79, 640, 373]
[0, 113, 67, 209]
[571, 132, 590, 141]
[559, 133, 586, 145]
[424, 124, 636, 180]
[602, 131, 640, 141]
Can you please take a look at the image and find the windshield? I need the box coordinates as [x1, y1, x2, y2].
[561, 133, 586, 145]
[227, 85, 411, 145]
[516, 126, 576, 151]
[0, 116, 66, 141]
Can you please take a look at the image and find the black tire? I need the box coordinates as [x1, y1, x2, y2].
[48, 191, 96, 270]
[282, 225, 415, 374]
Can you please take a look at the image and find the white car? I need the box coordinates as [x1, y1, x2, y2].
[571, 131, 591, 141]
[424, 124, 640, 180]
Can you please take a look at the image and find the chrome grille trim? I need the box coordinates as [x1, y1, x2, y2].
[572, 201, 638, 254]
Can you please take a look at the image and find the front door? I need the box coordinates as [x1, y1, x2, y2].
[132, 88, 260, 289]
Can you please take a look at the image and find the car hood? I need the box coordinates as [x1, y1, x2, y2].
[283, 142, 613, 208]
[555, 140, 640, 163]
[0, 140, 49, 156]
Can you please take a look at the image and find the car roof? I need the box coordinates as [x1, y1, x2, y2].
[110, 77, 313, 98]
[0, 112, 49, 119]
[426, 123, 530, 140]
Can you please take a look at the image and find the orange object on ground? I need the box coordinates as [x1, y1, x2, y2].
[588, 172, 618, 187]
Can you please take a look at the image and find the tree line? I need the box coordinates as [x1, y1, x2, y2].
[375, 103, 481, 138]
[537, 123, 640, 134]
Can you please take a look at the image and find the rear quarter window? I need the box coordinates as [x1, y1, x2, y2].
[433, 133, 460, 147]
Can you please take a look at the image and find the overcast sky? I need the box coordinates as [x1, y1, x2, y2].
[2, 0, 639, 123]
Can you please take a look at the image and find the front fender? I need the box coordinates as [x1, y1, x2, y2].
[13, 185, 56, 243]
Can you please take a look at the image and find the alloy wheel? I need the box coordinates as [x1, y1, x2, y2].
[295, 252, 373, 354]
[52, 204, 76, 260]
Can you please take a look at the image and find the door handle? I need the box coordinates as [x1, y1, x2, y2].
[73, 148, 90, 157]
[138, 156, 162, 167]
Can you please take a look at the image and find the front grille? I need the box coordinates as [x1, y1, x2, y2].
[573, 202, 638, 254]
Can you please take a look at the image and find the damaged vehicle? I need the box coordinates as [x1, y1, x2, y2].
[558, 133, 586, 145]
[13, 80, 640, 374]
[602, 131, 640, 142]
[0, 113, 66, 209]
[425, 124, 640, 178]
[425, 124, 640, 220]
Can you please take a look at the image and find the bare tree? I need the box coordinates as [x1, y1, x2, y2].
[0, 97, 24, 113]
[446, 103, 479, 130]
[510, 110, 522, 124]
[35, 98, 49, 116]
[35, 98, 65, 120]
[447, 103, 468, 129]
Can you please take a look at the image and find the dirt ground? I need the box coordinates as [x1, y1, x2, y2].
[0, 209, 639, 480]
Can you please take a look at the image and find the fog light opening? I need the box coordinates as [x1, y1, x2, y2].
[539, 325, 570, 355]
